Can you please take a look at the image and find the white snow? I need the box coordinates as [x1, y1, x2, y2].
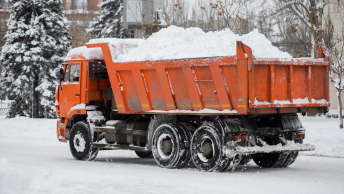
[293, 97, 310, 104]
[66, 26, 292, 63]
[64, 46, 104, 61]
[68, 103, 86, 114]
[114, 26, 292, 62]
[0, 114, 344, 193]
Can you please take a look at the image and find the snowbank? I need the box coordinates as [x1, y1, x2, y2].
[115, 26, 292, 62]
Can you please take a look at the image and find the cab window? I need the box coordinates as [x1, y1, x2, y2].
[69, 64, 80, 82]
[63, 64, 69, 82]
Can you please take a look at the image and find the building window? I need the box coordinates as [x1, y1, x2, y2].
[75, 0, 87, 10]
[1, 0, 10, 9]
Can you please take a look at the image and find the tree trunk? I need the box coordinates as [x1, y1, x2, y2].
[32, 74, 39, 118]
[338, 90, 343, 129]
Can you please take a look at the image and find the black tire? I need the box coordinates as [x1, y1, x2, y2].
[69, 121, 98, 161]
[281, 151, 299, 167]
[135, 151, 153, 158]
[190, 125, 224, 172]
[240, 155, 252, 165]
[152, 123, 189, 169]
[251, 152, 288, 168]
[176, 124, 192, 169]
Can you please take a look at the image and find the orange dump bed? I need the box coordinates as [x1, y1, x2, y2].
[86, 42, 330, 115]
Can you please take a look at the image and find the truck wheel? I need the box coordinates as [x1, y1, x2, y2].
[69, 121, 98, 161]
[281, 151, 298, 167]
[251, 152, 288, 168]
[152, 123, 189, 169]
[190, 125, 224, 172]
[135, 151, 153, 158]
[175, 124, 192, 169]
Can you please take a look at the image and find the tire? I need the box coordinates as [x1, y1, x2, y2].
[69, 121, 98, 161]
[175, 124, 192, 169]
[135, 151, 153, 158]
[251, 152, 288, 168]
[152, 123, 189, 169]
[190, 125, 224, 172]
[281, 151, 299, 167]
[240, 155, 252, 165]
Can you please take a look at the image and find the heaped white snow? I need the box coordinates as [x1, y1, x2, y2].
[65, 26, 292, 63]
[1, 114, 344, 193]
[115, 26, 292, 62]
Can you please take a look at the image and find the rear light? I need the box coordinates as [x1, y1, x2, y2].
[291, 133, 305, 140]
[234, 135, 251, 142]
[297, 134, 305, 139]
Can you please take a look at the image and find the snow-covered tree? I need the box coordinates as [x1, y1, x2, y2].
[328, 2, 344, 128]
[87, 0, 129, 38]
[0, 0, 71, 118]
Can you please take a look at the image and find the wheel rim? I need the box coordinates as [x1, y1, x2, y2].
[73, 131, 86, 153]
[198, 136, 214, 163]
[157, 134, 174, 160]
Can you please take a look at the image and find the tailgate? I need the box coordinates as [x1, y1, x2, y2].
[249, 57, 330, 108]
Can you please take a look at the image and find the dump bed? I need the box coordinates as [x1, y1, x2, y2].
[87, 42, 330, 115]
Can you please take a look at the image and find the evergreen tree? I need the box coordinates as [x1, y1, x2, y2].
[87, 0, 130, 38]
[0, 0, 71, 118]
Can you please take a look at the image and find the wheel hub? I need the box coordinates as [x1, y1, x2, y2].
[202, 139, 213, 159]
[73, 131, 86, 153]
[162, 139, 172, 155]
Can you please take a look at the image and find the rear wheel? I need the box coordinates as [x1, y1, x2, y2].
[69, 121, 98, 161]
[135, 151, 153, 158]
[152, 123, 190, 169]
[251, 152, 288, 168]
[190, 125, 224, 172]
[281, 151, 299, 167]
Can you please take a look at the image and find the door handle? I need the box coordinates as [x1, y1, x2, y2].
[61, 86, 63, 91]
[75, 94, 79, 97]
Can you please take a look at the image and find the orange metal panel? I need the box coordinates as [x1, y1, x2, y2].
[167, 68, 193, 110]
[222, 65, 239, 110]
[132, 69, 151, 111]
[209, 65, 232, 110]
[270, 65, 275, 104]
[290, 66, 294, 102]
[193, 66, 221, 110]
[182, 67, 203, 111]
[119, 70, 142, 112]
[236, 41, 249, 114]
[143, 69, 168, 110]
[273, 66, 289, 102]
[156, 68, 176, 110]
[292, 66, 308, 101]
[308, 66, 312, 103]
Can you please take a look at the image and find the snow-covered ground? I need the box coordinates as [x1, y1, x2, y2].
[0, 114, 344, 194]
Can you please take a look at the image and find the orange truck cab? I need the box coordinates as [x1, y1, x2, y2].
[55, 39, 330, 172]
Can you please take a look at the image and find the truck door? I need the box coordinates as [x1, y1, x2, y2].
[59, 63, 81, 117]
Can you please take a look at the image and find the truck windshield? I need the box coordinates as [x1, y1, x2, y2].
[63, 64, 69, 82]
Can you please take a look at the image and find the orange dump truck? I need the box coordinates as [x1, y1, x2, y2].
[55, 40, 330, 172]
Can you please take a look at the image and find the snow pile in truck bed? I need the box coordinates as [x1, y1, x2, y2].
[65, 39, 144, 61]
[115, 26, 292, 62]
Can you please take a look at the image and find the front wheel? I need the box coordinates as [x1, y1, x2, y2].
[69, 121, 98, 161]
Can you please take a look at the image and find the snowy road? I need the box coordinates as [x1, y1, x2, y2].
[1, 115, 344, 193]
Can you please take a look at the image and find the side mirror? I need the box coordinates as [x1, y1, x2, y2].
[59, 68, 64, 81]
